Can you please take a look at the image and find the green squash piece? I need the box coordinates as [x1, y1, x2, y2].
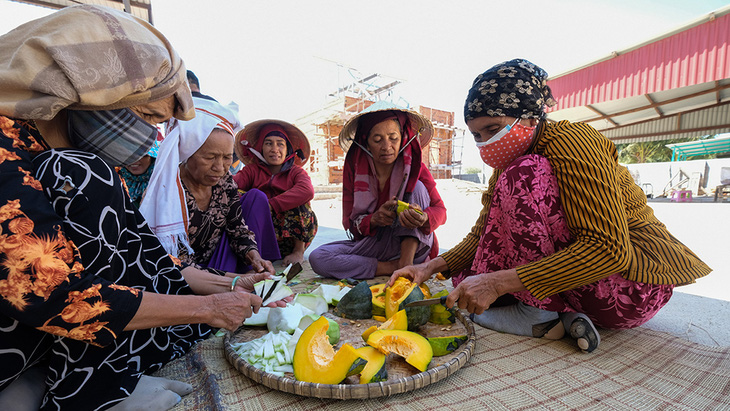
[356, 346, 388, 384]
[427, 335, 468, 356]
[429, 290, 457, 325]
[333, 281, 372, 319]
[401, 285, 429, 331]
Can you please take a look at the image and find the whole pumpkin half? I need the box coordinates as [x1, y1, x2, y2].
[293, 316, 363, 384]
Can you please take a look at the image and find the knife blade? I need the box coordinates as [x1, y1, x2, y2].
[286, 262, 303, 282]
[403, 296, 448, 307]
[261, 262, 303, 303]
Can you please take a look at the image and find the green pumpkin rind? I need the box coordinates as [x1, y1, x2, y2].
[429, 290, 457, 324]
[356, 346, 388, 384]
[400, 286, 429, 331]
[370, 284, 386, 317]
[292, 317, 363, 384]
[427, 335, 468, 356]
[346, 357, 368, 377]
[333, 281, 372, 319]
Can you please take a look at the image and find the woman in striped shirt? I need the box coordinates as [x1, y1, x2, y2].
[391, 59, 711, 353]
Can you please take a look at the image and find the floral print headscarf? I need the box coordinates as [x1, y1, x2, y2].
[464, 59, 556, 122]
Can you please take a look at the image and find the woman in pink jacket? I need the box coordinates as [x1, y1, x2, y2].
[233, 120, 318, 265]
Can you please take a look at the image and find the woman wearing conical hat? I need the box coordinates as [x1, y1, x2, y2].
[309, 102, 447, 279]
[234, 120, 318, 265]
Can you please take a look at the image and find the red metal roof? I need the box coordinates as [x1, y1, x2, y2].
[548, 7, 730, 111]
[545, 6, 730, 143]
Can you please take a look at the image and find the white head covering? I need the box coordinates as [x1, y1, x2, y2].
[139, 97, 241, 256]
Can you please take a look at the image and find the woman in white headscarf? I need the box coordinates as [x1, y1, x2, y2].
[0, 6, 271, 410]
[141, 97, 279, 276]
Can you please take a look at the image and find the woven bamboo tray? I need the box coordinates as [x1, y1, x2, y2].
[224, 308, 476, 399]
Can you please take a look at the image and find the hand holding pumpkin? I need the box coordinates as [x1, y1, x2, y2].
[398, 204, 428, 229]
[448, 268, 527, 315]
[389, 260, 433, 287]
[371, 198, 398, 227]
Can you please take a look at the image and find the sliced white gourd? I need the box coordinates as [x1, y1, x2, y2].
[312, 284, 348, 305]
[267, 304, 305, 334]
[243, 307, 271, 326]
[253, 278, 293, 306]
[293, 293, 328, 316]
[286, 327, 304, 356]
[331, 286, 353, 306]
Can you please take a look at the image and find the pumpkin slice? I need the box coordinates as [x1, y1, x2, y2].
[370, 283, 387, 317]
[333, 281, 372, 319]
[361, 309, 408, 342]
[429, 290, 456, 325]
[367, 329, 433, 372]
[356, 346, 388, 384]
[385, 277, 429, 330]
[427, 335, 468, 356]
[297, 314, 340, 345]
[419, 283, 431, 299]
[293, 317, 363, 384]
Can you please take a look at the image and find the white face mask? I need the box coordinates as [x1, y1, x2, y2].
[474, 118, 519, 148]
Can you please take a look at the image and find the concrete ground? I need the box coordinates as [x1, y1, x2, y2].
[306, 179, 730, 347]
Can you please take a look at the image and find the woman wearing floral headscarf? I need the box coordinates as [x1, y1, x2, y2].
[309, 102, 447, 279]
[0, 6, 269, 410]
[233, 120, 318, 265]
[392, 59, 711, 353]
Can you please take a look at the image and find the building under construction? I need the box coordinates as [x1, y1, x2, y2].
[294, 71, 464, 186]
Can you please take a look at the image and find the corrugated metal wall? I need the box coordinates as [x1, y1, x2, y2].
[548, 9, 730, 111]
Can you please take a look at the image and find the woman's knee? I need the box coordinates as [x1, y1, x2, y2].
[408, 180, 431, 209]
[242, 188, 268, 204]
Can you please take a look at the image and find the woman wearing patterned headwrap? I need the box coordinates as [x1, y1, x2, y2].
[233, 120, 318, 265]
[391, 59, 711, 353]
[309, 102, 447, 280]
[0, 6, 270, 410]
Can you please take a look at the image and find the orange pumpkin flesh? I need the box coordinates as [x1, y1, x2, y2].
[361, 309, 408, 341]
[293, 316, 362, 384]
[385, 277, 418, 319]
[366, 329, 433, 372]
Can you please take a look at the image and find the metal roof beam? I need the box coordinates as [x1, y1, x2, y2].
[580, 82, 730, 125]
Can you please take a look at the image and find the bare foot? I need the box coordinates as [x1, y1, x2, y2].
[109, 375, 192, 411]
[282, 251, 304, 266]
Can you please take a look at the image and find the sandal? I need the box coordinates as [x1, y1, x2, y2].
[560, 312, 600, 353]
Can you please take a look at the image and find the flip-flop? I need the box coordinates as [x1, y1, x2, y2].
[567, 314, 601, 353]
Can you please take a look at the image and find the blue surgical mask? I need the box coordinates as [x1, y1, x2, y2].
[475, 118, 520, 148]
[67, 108, 158, 167]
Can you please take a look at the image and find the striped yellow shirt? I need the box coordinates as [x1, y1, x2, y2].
[441, 120, 711, 300]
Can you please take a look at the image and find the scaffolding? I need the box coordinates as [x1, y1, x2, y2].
[294, 61, 464, 185]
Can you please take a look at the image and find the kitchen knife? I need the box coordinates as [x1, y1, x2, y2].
[403, 296, 448, 307]
[260, 262, 303, 303]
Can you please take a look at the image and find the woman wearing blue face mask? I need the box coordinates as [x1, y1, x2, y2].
[0, 6, 272, 411]
[391, 59, 711, 353]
